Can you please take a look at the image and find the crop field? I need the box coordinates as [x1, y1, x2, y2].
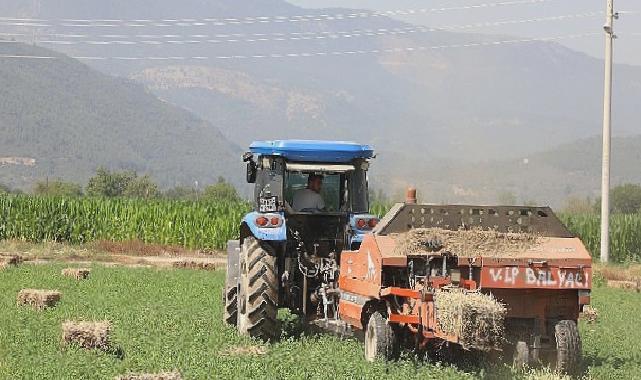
[2, 195, 640, 262]
[1, 264, 639, 380]
[0, 196, 250, 251]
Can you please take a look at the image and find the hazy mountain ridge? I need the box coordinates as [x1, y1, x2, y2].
[0, 42, 241, 190]
[1, 0, 640, 205]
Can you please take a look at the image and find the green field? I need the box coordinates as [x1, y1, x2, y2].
[1, 264, 639, 380]
[2, 195, 641, 262]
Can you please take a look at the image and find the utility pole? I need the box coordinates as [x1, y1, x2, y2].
[600, 0, 617, 263]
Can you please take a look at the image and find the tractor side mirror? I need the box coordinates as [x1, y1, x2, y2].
[246, 161, 257, 183]
[243, 152, 257, 183]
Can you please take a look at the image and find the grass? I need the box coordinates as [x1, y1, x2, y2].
[1, 264, 640, 379]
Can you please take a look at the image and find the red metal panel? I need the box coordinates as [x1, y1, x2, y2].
[389, 313, 420, 325]
[380, 287, 421, 299]
[339, 300, 364, 329]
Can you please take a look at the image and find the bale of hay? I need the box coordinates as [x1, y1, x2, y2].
[115, 372, 182, 380]
[62, 321, 112, 351]
[172, 260, 220, 271]
[17, 289, 62, 310]
[61, 268, 91, 280]
[607, 280, 640, 292]
[434, 289, 507, 350]
[394, 227, 540, 257]
[0, 254, 23, 266]
[581, 306, 599, 324]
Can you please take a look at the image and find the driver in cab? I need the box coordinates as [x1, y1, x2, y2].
[292, 174, 325, 212]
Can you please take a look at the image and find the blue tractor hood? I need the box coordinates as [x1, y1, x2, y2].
[250, 140, 374, 163]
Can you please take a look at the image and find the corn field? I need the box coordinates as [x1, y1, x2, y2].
[560, 213, 641, 263]
[1, 195, 640, 261]
[0, 195, 250, 250]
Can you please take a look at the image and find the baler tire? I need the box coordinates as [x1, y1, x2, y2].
[222, 286, 238, 326]
[237, 237, 279, 342]
[364, 312, 396, 362]
[513, 341, 530, 368]
[554, 320, 582, 375]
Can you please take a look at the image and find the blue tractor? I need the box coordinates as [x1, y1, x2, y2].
[223, 140, 378, 340]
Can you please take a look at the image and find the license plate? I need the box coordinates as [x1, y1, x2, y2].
[259, 196, 278, 213]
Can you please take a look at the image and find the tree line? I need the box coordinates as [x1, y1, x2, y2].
[0, 168, 242, 202]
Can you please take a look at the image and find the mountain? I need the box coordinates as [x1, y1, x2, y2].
[399, 135, 641, 207]
[1, 0, 640, 204]
[0, 42, 241, 190]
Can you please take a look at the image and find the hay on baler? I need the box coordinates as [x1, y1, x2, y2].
[17, 289, 62, 310]
[434, 289, 507, 350]
[394, 227, 541, 257]
[62, 320, 112, 351]
[115, 371, 182, 380]
[61, 268, 91, 280]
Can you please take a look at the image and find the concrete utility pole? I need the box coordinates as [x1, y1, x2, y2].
[600, 0, 616, 263]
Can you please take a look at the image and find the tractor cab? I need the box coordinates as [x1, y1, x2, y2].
[242, 140, 377, 253]
[225, 140, 377, 340]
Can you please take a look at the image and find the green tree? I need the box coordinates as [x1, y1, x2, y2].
[33, 180, 82, 197]
[123, 175, 159, 199]
[164, 186, 201, 200]
[86, 168, 158, 198]
[203, 177, 240, 202]
[609, 184, 641, 214]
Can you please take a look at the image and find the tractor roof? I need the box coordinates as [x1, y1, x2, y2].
[249, 140, 374, 163]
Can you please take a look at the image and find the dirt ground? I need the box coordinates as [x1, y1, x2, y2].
[0, 240, 226, 269]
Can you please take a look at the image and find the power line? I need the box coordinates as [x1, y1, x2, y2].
[0, 12, 605, 46]
[0, 32, 599, 61]
[0, 0, 558, 28]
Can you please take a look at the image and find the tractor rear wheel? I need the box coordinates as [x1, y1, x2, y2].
[553, 320, 582, 375]
[237, 237, 279, 342]
[364, 312, 396, 362]
[222, 286, 237, 326]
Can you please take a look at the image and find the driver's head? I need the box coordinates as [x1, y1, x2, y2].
[307, 174, 323, 193]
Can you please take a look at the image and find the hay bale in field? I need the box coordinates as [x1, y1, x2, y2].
[17, 289, 61, 310]
[394, 227, 541, 257]
[0, 254, 24, 267]
[172, 260, 220, 271]
[581, 305, 599, 324]
[62, 321, 112, 351]
[61, 268, 91, 280]
[434, 289, 507, 350]
[115, 371, 182, 380]
[220, 345, 268, 356]
[607, 280, 640, 292]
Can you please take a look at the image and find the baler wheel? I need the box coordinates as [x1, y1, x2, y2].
[513, 341, 530, 368]
[364, 312, 396, 362]
[222, 286, 238, 326]
[237, 237, 279, 342]
[553, 320, 582, 375]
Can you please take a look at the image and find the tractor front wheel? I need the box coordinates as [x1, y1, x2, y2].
[237, 237, 279, 342]
[553, 320, 582, 375]
[364, 312, 396, 362]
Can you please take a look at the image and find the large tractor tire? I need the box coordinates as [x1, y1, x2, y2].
[222, 241, 240, 327]
[364, 312, 396, 362]
[222, 286, 238, 326]
[237, 237, 279, 342]
[553, 320, 582, 375]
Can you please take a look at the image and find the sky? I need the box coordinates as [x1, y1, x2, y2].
[288, 0, 641, 66]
